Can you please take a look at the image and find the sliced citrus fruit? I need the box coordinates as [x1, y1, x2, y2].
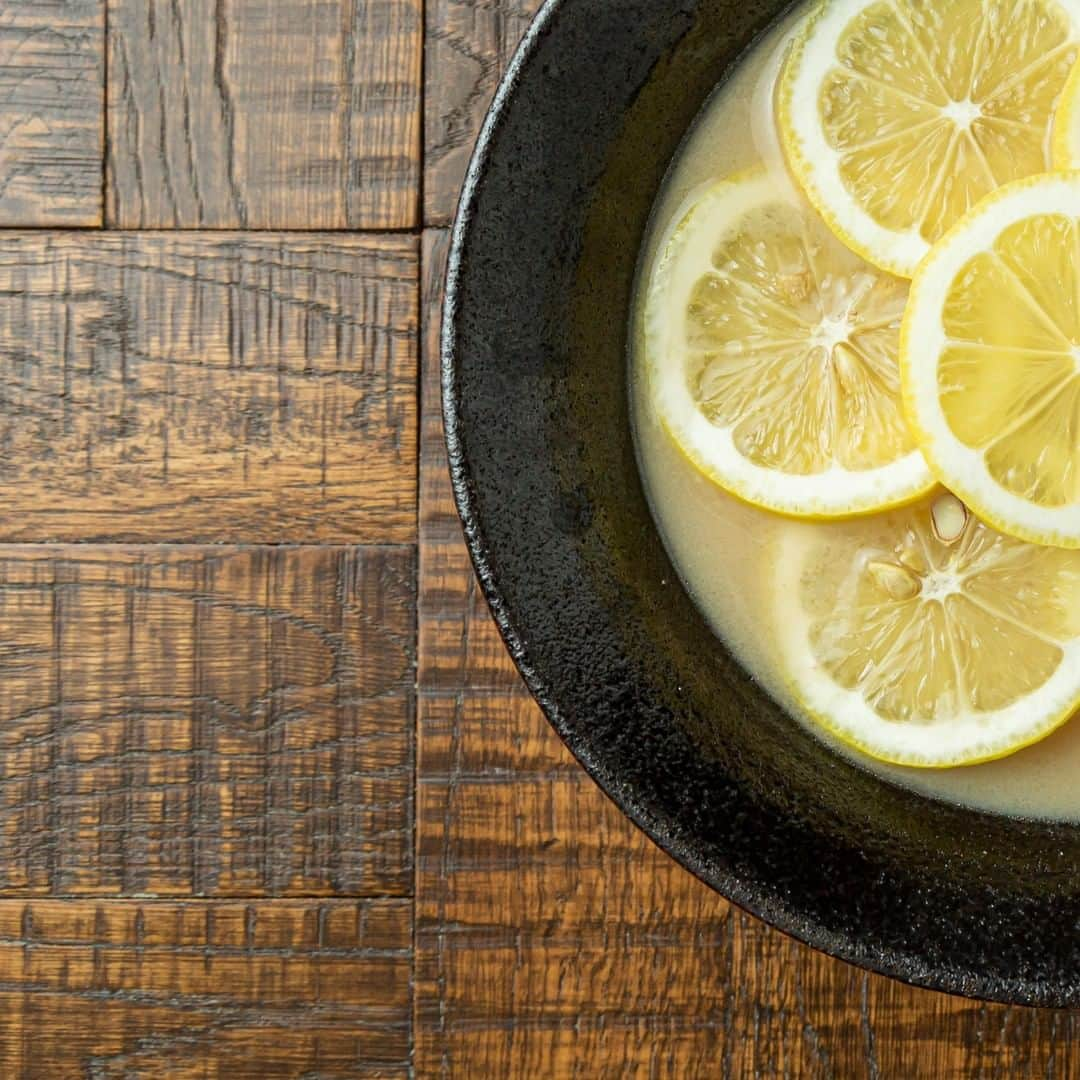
[780, 0, 1080, 277]
[902, 172, 1080, 548]
[774, 492, 1080, 766]
[644, 170, 933, 518]
[1054, 51, 1080, 166]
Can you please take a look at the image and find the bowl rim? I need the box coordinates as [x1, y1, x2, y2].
[440, 0, 1057, 1007]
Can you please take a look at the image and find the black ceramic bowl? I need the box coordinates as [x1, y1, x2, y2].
[442, 0, 1080, 1005]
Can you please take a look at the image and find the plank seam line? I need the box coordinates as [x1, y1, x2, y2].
[0, 543, 418, 551]
[0, 226, 424, 236]
[0, 893, 415, 901]
[101, 0, 109, 226]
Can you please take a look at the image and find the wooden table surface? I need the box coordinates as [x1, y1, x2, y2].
[0, 0, 1077, 1076]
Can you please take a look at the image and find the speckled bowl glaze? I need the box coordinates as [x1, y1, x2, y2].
[442, 0, 1080, 1005]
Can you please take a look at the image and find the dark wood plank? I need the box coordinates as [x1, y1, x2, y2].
[0, 544, 413, 897]
[0, 0, 104, 225]
[107, 0, 421, 230]
[0, 897, 410, 1077]
[0, 232, 416, 543]
[415, 227, 1080, 1077]
[424, 0, 541, 225]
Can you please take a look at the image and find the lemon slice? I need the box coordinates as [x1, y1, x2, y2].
[780, 0, 1080, 277]
[645, 170, 933, 518]
[1054, 52, 1080, 166]
[775, 493, 1080, 766]
[902, 172, 1080, 548]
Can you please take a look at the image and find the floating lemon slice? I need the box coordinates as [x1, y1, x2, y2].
[902, 172, 1080, 548]
[644, 170, 933, 519]
[780, 0, 1080, 277]
[775, 493, 1080, 766]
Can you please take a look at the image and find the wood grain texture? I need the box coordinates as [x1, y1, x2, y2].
[424, 0, 541, 224]
[0, 231, 416, 543]
[0, 544, 413, 897]
[107, 0, 421, 230]
[0, 897, 410, 1077]
[415, 228, 1080, 1078]
[0, 0, 104, 225]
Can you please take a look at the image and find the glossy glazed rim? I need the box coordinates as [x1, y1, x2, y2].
[441, 0, 1052, 1006]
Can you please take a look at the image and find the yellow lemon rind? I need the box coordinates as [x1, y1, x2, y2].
[784, 668, 1080, 768]
[655, 408, 936, 521]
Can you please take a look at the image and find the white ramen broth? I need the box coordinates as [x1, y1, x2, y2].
[631, 15, 1080, 822]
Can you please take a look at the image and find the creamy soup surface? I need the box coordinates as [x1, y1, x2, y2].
[631, 14, 1080, 822]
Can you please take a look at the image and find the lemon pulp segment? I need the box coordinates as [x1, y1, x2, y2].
[1054, 52, 1080, 166]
